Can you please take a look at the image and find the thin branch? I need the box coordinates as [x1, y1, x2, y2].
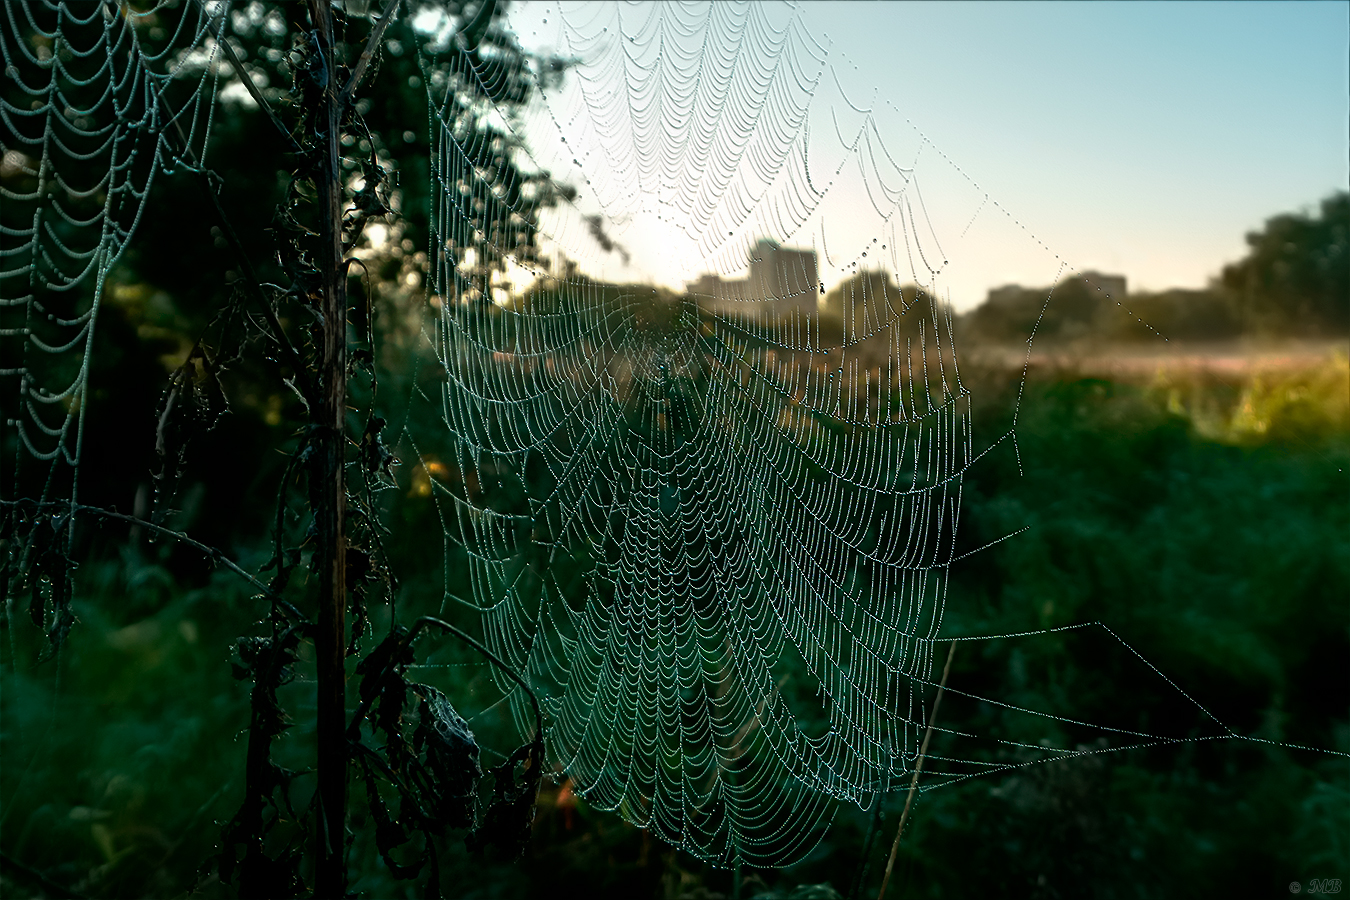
[342, 0, 401, 106]
[152, 88, 315, 404]
[198, 175, 317, 404]
[268, 430, 313, 597]
[345, 614, 545, 745]
[1, 500, 304, 622]
[847, 798, 885, 900]
[412, 616, 545, 741]
[191, 0, 301, 151]
[352, 741, 432, 823]
[876, 640, 957, 900]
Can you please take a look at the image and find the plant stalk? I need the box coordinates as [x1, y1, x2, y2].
[308, 1, 349, 896]
[876, 640, 956, 900]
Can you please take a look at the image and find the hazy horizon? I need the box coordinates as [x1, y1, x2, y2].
[504, 1, 1348, 311]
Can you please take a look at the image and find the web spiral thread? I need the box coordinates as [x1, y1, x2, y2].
[413, 1, 971, 865]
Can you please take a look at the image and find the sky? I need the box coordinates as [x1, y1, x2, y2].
[502, 1, 1349, 310]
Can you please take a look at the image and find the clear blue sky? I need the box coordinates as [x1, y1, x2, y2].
[507, 1, 1349, 308]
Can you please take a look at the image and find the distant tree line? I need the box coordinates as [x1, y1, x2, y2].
[957, 191, 1348, 344]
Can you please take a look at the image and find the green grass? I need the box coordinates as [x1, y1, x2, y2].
[3, 358, 1346, 898]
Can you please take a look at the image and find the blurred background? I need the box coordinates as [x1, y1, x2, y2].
[1, 2, 1346, 898]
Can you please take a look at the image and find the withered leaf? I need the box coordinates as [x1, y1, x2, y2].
[355, 625, 414, 702]
[466, 735, 543, 861]
[410, 683, 480, 831]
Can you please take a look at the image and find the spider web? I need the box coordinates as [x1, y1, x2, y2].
[1, 0, 223, 512]
[1, 0, 1297, 875]
[408, 0, 1341, 869]
[408, 1, 1010, 866]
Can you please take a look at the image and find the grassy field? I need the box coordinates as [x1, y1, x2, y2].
[2, 347, 1346, 898]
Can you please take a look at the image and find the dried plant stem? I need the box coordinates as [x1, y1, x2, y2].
[876, 640, 956, 900]
[342, 0, 401, 106]
[307, 1, 350, 896]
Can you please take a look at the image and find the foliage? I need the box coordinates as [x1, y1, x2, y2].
[1220, 191, 1350, 335]
[820, 271, 953, 344]
[882, 359, 1349, 899]
[2, 1, 565, 897]
[3, 357, 1346, 898]
[959, 277, 1106, 345]
[957, 191, 1349, 344]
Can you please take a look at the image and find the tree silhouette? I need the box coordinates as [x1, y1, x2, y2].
[1220, 191, 1350, 335]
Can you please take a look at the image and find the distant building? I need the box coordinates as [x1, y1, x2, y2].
[985, 271, 1127, 307]
[687, 239, 820, 318]
[982, 272, 1128, 307]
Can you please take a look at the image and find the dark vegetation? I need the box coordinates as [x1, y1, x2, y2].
[3, 1, 564, 896]
[817, 190, 1347, 351]
[984, 190, 1347, 344]
[2, 2, 1347, 898]
[4, 352, 1345, 899]
[983, 191, 1348, 344]
[958, 192, 1345, 345]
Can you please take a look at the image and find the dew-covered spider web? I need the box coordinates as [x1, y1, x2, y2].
[1, 0, 225, 513]
[400, 0, 1248, 867]
[3, 0, 1316, 875]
